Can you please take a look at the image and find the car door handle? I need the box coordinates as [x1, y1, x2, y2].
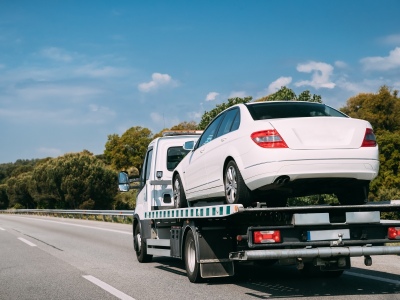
[221, 138, 227, 142]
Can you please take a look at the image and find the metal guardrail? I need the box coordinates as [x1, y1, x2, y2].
[0, 209, 135, 223]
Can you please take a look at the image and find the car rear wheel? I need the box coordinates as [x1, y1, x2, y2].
[336, 182, 369, 205]
[173, 174, 187, 208]
[224, 160, 252, 206]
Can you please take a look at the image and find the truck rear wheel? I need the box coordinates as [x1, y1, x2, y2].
[184, 230, 201, 283]
[134, 225, 152, 263]
[173, 174, 187, 208]
[224, 160, 252, 207]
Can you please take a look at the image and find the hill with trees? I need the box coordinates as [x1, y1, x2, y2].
[0, 86, 399, 217]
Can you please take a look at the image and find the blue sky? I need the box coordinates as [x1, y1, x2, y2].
[1, 1, 400, 164]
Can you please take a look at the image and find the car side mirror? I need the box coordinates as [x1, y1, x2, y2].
[183, 140, 195, 151]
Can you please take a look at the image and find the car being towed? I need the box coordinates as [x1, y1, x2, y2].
[172, 101, 379, 208]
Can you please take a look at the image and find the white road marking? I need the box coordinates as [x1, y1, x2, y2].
[18, 237, 37, 247]
[4, 216, 131, 235]
[346, 271, 400, 285]
[83, 275, 135, 300]
[0, 227, 5, 230]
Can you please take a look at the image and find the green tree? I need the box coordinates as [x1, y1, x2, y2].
[340, 85, 400, 134]
[30, 151, 117, 209]
[7, 172, 35, 209]
[0, 184, 9, 209]
[198, 96, 252, 130]
[256, 86, 322, 103]
[104, 126, 153, 172]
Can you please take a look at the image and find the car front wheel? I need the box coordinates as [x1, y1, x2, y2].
[173, 174, 187, 208]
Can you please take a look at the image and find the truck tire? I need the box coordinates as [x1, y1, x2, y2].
[173, 174, 187, 208]
[134, 225, 152, 263]
[184, 230, 201, 283]
[224, 160, 252, 207]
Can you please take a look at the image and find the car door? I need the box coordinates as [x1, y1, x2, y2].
[184, 114, 224, 199]
[205, 108, 240, 197]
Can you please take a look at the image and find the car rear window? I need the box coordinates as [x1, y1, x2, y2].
[246, 102, 347, 120]
[167, 146, 190, 171]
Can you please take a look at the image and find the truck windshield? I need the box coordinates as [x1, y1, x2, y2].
[167, 147, 190, 171]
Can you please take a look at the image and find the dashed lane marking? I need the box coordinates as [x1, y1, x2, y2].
[18, 237, 37, 247]
[83, 275, 135, 300]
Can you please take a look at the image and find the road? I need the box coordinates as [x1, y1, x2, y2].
[1, 214, 399, 300]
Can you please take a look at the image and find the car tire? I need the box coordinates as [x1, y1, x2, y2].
[224, 160, 252, 206]
[134, 224, 152, 263]
[173, 174, 187, 208]
[336, 182, 369, 205]
[184, 230, 202, 283]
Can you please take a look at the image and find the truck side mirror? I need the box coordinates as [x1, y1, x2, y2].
[118, 172, 130, 192]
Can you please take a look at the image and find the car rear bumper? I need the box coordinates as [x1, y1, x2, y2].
[242, 159, 379, 191]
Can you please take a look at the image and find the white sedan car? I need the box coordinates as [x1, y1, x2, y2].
[172, 101, 379, 208]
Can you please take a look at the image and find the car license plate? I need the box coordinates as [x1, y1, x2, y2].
[307, 229, 350, 241]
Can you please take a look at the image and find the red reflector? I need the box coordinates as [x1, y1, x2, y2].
[251, 130, 288, 148]
[388, 227, 400, 240]
[253, 230, 281, 244]
[361, 128, 377, 147]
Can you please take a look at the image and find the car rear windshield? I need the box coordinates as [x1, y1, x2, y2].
[246, 102, 347, 120]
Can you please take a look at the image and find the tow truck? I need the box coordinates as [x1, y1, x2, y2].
[118, 132, 400, 282]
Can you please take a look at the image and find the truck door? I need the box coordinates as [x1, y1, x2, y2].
[136, 148, 154, 214]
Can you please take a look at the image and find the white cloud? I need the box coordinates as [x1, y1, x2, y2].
[295, 61, 335, 89]
[228, 91, 248, 98]
[334, 61, 348, 69]
[360, 47, 400, 71]
[336, 77, 387, 94]
[138, 73, 178, 92]
[205, 92, 219, 101]
[267, 76, 292, 94]
[380, 34, 400, 45]
[40, 47, 73, 62]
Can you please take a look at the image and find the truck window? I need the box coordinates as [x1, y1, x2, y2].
[141, 148, 153, 184]
[167, 146, 190, 171]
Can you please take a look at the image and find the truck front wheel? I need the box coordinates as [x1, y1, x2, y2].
[134, 225, 152, 263]
[184, 230, 201, 283]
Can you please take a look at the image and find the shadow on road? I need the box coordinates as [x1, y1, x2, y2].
[152, 257, 400, 298]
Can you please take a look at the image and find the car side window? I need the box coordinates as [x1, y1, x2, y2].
[197, 114, 224, 148]
[216, 108, 239, 137]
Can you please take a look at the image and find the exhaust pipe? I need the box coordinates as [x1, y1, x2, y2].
[274, 175, 290, 185]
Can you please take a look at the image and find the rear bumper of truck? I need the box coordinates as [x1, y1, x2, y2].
[229, 245, 400, 261]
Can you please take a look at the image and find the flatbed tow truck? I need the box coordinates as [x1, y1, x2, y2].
[118, 132, 400, 282]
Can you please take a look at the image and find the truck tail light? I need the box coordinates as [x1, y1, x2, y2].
[361, 128, 377, 147]
[253, 230, 281, 244]
[251, 130, 288, 148]
[388, 227, 400, 240]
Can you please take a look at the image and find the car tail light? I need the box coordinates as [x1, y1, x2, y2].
[253, 230, 281, 243]
[361, 128, 377, 147]
[251, 130, 288, 148]
[388, 227, 400, 240]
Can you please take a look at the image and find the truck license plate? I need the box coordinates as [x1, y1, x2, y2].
[307, 229, 350, 241]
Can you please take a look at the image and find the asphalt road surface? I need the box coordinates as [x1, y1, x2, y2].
[1, 214, 399, 300]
